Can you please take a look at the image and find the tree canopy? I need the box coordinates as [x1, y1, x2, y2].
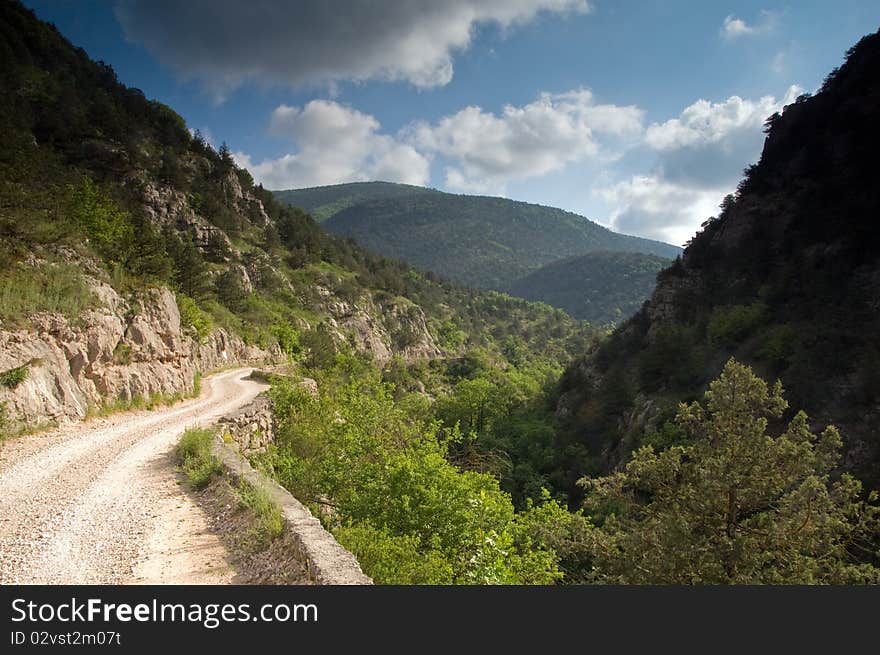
[580, 359, 880, 584]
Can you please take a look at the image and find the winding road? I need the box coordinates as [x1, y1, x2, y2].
[0, 368, 266, 584]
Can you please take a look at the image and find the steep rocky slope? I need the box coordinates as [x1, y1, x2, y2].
[555, 29, 880, 493]
[0, 273, 269, 428]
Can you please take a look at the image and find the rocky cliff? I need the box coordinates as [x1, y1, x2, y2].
[0, 271, 273, 430]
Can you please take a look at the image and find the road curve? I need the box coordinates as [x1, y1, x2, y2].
[0, 368, 267, 584]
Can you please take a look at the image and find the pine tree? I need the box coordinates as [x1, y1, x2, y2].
[581, 359, 880, 584]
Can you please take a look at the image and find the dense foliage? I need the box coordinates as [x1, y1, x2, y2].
[557, 29, 880, 493]
[261, 355, 583, 584]
[581, 360, 880, 584]
[503, 251, 671, 325]
[276, 182, 680, 294]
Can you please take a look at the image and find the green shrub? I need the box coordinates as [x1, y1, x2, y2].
[0, 364, 28, 389]
[757, 323, 799, 367]
[176, 427, 221, 489]
[707, 302, 766, 347]
[112, 342, 132, 365]
[0, 402, 9, 441]
[267, 359, 563, 584]
[176, 294, 213, 340]
[271, 323, 301, 358]
[335, 522, 454, 584]
[66, 177, 134, 264]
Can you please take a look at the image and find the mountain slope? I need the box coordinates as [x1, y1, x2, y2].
[274, 181, 436, 223]
[555, 28, 880, 493]
[275, 182, 681, 291]
[0, 0, 594, 433]
[504, 252, 671, 325]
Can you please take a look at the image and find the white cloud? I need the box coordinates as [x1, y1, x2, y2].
[116, 0, 590, 99]
[238, 100, 430, 189]
[772, 51, 787, 74]
[601, 176, 723, 246]
[602, 86, 800, 245]
[409, 88, 643, 193]
[643, 86, 800, 188]
[720, 10, 777, 41]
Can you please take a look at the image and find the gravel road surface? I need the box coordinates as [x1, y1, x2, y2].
[0, 368, 266, 584]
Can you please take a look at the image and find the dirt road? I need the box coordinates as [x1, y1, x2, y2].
[0, 368, 266, 584]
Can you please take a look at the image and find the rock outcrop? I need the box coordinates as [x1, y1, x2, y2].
[321, 293, 442, 365]
[0, 279, 274, 429]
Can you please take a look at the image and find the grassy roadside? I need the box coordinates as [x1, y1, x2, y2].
[175, 426, 305, 583]
[176, 426, 284, 546]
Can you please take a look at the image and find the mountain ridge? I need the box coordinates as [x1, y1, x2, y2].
[275, 181, 679, 322]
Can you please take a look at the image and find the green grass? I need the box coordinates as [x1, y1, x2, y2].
[237, 478, 284, 544]
[0, 263, 95, 326]
[176, 427, 221, 489]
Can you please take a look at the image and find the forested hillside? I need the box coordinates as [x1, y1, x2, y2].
[504, 251, 670, 324]
[275, 182, 680, 314]
[2, 1, 877, 585]
[555, 28, 880, 495]
[0, 0, 598, 585]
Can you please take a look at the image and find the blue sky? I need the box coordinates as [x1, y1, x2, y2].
[23, 1, 880, 246]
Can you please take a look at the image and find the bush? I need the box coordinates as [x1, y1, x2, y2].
[0, 402, 9, 441]
[66, 177, 134, 264]
[176, 427, 221, 489]
[757, 323, 799, 367]
[707, 302, 766, 347]
[0, 363, 28, 389]
[272, 323, 301, 359]
[267, 359, 564, 584]
[176, 294, 213, 340]
[335, 522, 454, 584]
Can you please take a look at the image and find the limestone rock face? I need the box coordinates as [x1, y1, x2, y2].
[0, 280, 273, 429]
[322, 294, 441, 365]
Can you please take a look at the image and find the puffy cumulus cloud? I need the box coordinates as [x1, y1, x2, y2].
[602, 86, 800, 245]
[237, 100, 429, 190]
[601, 176, 724, 246]
[720, 11, 777, 41]
[115, 0, 590, 98]
[409, 89, 643, 193]
[644, 85, 800, 187]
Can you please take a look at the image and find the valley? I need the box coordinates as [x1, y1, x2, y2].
[0, 1, 878, 586]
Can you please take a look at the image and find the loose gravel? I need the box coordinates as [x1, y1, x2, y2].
[0, 368, 266, 584]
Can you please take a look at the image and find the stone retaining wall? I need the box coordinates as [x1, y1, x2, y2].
[217, 394, 274, 454]
[212, 438, 372, 585]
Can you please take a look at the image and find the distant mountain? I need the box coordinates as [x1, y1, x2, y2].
[274, 181, 436, 223]
[274, 182, 681, 296]
[504, 252, 670, 325]
[555, 29, 880, 494]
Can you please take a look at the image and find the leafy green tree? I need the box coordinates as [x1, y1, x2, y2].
[581, 359, 880, 584]
[271, 323, 301, 359]
[67, 177, 133, 264]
